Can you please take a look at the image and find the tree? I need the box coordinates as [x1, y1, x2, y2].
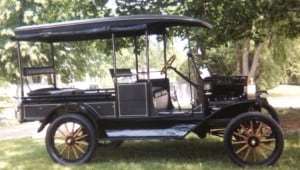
[0, 0, 109, 83]
[286, 38, 300, 84]
[115, 0, 300, 88]
[182, 0, 300, 87]
[116, 0, 182, 15]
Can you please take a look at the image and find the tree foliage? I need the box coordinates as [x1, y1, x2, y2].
[0, 0, 109, 83]
[116, 0, 300, 88]
[182, 0, 300, 88]
[285, 38, 300, 84]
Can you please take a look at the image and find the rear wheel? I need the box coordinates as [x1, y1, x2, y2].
[46, 114, 97, 165]
[224, 112, 284, 167]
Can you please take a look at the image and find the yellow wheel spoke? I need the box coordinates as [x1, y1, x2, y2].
[261, 126, 272, 136]
[255, 122, 273, 137]
[74, 127, 82, 137]
[260, 138, 276, 143]
[260, 143, 274, 151]
[236, 144, 249, 154]
[55, 142, 66, 148]
[72, 122, 75, 134]
[250, 120, 254, 135]
[243, 147, 251, 161]
[59, 145, 67, 155]
[233, 132, 247, 140]
[255, 122, 263, 136]
[64, 123, 70, 135]
[257, 146, 268, 159]
[74, 144, 86, 154]
[252, 148, 257, 162]
[75, 134, 88, 140]
[240, 124, 250, 136]
[58, 129, 66, 137]
[72, 147, 79, 159]
[67, 146, 71, 159]
[232, 140, 247, 145]
[76, 141, 89, 146]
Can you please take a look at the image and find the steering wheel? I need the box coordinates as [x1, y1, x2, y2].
[161, 55, 176, 74]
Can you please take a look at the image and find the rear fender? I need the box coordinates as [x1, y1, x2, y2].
[37, 103, 101, 136]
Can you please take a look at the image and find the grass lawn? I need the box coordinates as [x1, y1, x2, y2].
[0, 133, 299, 170]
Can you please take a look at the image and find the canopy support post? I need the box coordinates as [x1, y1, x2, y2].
[50, 43, 57, 88]
[145, 30, 150, 81]
[134, 37, 139, 81]
[163, 33, 167, 78]
[16, 41, 24, 98]
[111, 33, 119, 118]
[112, 33, 117, 83]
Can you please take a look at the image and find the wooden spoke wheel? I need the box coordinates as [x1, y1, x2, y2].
[46, 114, 97, 165]
[224, 112, 284, 167]
[161, 55, 176, 74]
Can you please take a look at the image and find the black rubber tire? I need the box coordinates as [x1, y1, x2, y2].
[224, 112, 284, 167]
[249, 102, 280, 124]
[46, 114, 97, 165]
[260, 103, 280, 124]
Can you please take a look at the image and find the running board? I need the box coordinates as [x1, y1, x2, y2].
[105, 124, 197, 140]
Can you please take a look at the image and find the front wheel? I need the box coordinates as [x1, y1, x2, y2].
[224, 112, 284, 167]
[46, 114, 98, 165]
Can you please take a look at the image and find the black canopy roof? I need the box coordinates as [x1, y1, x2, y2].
[13, 15, 212, 42]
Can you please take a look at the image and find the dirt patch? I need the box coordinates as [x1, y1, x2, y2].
[279, 108, 300, 132]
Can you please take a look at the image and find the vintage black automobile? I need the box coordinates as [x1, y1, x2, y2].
[13, 15, 283, 166]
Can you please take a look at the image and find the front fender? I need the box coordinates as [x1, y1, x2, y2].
[208, 99, 279, 122]
[194, 99, 280, 137]
[259, 98, 280, 123]
[209, 100, 259, 119]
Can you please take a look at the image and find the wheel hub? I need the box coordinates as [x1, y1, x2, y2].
[248, 136, 259, 147]
[65, 136, 76, 146]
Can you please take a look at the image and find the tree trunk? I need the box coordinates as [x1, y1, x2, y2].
[248, 41, 265, 79]
[241, 37, 250, 76]
[237, 37, 266, 83]
[235, 42, 242, 74]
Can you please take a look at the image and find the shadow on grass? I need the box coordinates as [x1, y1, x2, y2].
[94, 136, 226, 162]
[0, 134, 299, 170]
[92, 134, 300, 169]
[0, 138, 53, 170]
[91, 136, 237, 170]
[0, 136, 233, 170]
